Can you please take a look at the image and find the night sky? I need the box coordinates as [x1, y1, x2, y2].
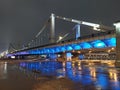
[0, 0, 120, 52]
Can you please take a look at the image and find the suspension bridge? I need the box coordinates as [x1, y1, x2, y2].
[6, 14, 120, 66]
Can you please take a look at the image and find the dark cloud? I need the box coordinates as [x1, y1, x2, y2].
[0, 0, 120, 52]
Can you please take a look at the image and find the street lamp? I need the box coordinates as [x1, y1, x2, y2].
[56, 36, 63, 42]
[59, 36, 63, 40]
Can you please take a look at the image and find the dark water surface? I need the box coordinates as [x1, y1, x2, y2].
[0, 61, 120, 90]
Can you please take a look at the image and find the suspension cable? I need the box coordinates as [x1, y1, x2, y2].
[35, 18, 50, 38]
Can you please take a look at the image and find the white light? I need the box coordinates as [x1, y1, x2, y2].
[114, 22, 120, 32]
[59, 36, 63, 40]
[107, 50, 111, 53]
[93, 27, 101, 31]
[0, 53, 4, 57]
[58, 54, 61, 57]
[57, 36, 64, 42]
[82, 21, 100, 28]
[4, 62, 7, 73]
[72, 19, 81, 24]
[89, 51, 92, 53]
[63, 17, 66, 20]
[114, 22, 120, 28]
[11, 56, 15, 59]
[111, 47, 115, 50]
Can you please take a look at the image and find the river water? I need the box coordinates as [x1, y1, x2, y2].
[0, 60, 120, 90]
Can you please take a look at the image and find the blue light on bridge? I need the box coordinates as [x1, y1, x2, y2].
[37, 50, 41, 54]
[31, 50, 39, 54]
[61, 46, 66, 52]
[55, 47, 61, 53]
[14, 37, 116, 55]
[71, 44, 81, 50]
[43, 49, 47, 53]
[46, 49, 50, 53]
[103, 37, 116, 47]
[66, 45, 73, 51]
[91, 40, 106, 48]
[40, 50, 44, 54]
[79, 42, 92, 49]
[49, 48, 55, 53]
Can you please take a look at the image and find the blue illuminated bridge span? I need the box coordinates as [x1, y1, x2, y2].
[7, 14, 117, 60]
[8, 30, 116, 56]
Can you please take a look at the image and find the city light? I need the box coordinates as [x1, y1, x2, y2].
[78, 51, 81, 53]
[11, 56, 15, 59]
[107, 50, 111, 53]
[111, 47, 115, 50]
[0, 50, 8, 58]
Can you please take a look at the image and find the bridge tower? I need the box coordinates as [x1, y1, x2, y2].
[50, 13, 55, 43]
[114, 21, 120, 67]
[73, 24, 81, 40]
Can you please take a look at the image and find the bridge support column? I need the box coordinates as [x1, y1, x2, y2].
[66, 52, 72, 61]
[58, 52, 72, 62]
[74, 24, 80, 40]
[50, 13, 55, 43]
[47, 53, 57, 61]
[114, 21, 120, 67]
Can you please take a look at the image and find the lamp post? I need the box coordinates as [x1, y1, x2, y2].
[114, 21, 120, 67]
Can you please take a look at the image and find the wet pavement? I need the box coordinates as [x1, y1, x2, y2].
[0, 61, 39, 90]
[0, 60, 120, 90]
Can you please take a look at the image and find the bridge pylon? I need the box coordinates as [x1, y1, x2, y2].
[50, 13, 55, 43]
[73, 24, 81, 40]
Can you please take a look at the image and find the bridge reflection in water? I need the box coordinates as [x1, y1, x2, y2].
[19, 61, 120, 90]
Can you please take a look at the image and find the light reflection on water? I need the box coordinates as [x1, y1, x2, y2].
[19, 61, 120, 90]
[0, 62, 7, 79]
